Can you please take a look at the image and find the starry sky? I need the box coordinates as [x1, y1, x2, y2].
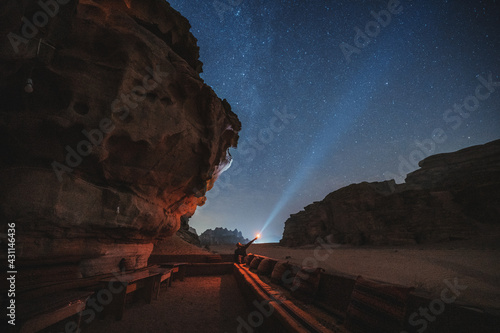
[167, 0, 500, 243]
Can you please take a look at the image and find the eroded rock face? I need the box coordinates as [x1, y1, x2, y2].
[280, 140, 500, 247]
[176, 216, 201, 246]
[0, 0, 240, 275]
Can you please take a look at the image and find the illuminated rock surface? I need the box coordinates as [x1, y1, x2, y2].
[0, 0, 240, 275]
[281, 140, 500, 246]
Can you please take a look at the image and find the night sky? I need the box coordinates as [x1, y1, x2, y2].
[167, 0, 500, 243]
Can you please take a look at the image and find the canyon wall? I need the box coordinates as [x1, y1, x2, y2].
[280, 140, 500, 247]
[0, 0, 240, 277]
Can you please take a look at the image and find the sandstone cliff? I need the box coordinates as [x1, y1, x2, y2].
[280, 140, 500, 247]
[0, 0, 240, 277]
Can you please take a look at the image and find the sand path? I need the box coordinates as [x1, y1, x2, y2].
[84, 275, 250, 333]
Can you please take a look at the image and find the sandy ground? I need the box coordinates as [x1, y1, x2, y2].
[75, 229, 499, 333]
[83, 275, 250, 333]
[152, 234, 212, 255]
[210, 227, 500, 310]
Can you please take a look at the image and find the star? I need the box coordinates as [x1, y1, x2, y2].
[167, 0, 500, 241]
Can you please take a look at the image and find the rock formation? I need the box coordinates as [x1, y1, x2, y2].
[280, 140, 500, 247]
[176, 215, 201, 245]
[199, 227, 250, 245]
[0, 0, 240, 277]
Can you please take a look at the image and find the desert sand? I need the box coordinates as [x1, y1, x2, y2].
[210, 225, 500, 310]
[153, 234, 213, 255]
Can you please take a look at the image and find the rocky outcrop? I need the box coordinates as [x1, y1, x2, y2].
[0, 0, 240, 277]
[176, 215, 201, 245]
[200, 227, 250, 245]
[280, 140, 500, 247]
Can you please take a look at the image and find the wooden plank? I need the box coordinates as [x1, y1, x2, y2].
[149, 267, 173, 282]
[159, 263, 188, 281]
[160, 271, 172, 283]
[19, 291, 92, 333]
[234, 264, 334, 333]
[21, 301, 84, 333]
[143, 275, 156, 304]
[113, 287, 127, 321]
[100, 271, 160, 320]
[100, 271, 157, 284]
[125, 283, 137, 293]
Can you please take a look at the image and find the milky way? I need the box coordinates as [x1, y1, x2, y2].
[167, 0, 500, 242]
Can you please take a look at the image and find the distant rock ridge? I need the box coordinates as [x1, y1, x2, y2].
[200, 227, 250, 245]
[280, 140, 500, 247]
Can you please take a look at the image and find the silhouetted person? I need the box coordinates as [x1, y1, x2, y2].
[234, 237, 258, 263]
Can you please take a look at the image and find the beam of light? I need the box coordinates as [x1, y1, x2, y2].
[260, 116, 348, 233]
[260, 59, 392, 234]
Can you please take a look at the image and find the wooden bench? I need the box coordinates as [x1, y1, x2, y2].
[206, 254, 223, 263]
[343, 276, 414, 333]
[100, 270, 160, 320]
[17, 290, 93, 333]
[159, 262, 188, 281]
[148, 267, 174, 299]
[234, 263, 335, 333]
